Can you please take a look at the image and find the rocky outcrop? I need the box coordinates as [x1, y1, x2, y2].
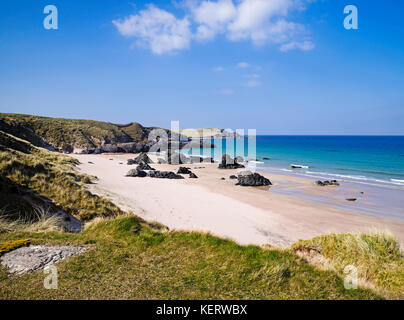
[0, 245, 88, 274]
[236, 172, 272, 186]
[315, 180, 339, 186]
[218, 154, 245, 169]
[126, 168, 147, 177]
[147, 171, 184, 179]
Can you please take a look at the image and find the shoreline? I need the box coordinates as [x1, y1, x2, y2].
[72, 153, 404, 247]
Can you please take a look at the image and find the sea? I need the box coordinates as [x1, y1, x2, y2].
[182, 135, 404, 220]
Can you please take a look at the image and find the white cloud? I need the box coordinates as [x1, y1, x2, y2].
[245, 73, 260, 78]
[245, 79, 262, 88]
[112, 5, 191, 54]
[237, 61, 250, 68]
[227, 0, 293, 43]
[213, 66, 225, 72]
[191, 0, 237, 40]
[114, 1, 314, 54]
[279, 40, 315, 52]
[219, 88, 235, 95]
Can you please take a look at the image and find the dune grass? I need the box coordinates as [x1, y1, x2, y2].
[292, 231, 404, 299]
[0, 216, 385, 300]
[0, 131, 124, 221]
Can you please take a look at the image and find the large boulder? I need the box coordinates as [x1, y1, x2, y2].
[189, 172, 198, 179]
[218, 154, 245, 169]
[236, 172, 272, 186]
[147, 170, 184, 179]
[127, 152, 153, 165]
[167, 152, 190, 165]
[126, 168, 147, 177]
[177, 167, 192, 174]
[137, 163, 155, 171]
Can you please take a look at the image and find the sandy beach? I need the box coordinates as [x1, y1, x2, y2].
[73, 154, 404, 247]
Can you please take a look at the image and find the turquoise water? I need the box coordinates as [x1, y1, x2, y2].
[185, 136, 404, 189]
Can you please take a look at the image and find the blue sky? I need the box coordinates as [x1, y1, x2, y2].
[0, 0, 403, 134]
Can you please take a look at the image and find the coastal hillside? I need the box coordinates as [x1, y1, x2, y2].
[0, 113, 175, 153]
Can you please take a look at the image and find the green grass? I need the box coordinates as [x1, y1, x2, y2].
[0, 216, 384, 300]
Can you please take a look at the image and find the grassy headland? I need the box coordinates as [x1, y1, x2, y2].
[0, 113, 160, 152]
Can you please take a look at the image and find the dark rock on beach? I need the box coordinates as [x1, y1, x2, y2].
[189, 172, 198, 179]
[236, 172, 272, 187]
[346, 198, 357, 202]
[229, 175, 237, 179]
[127, 152, 153, 165]
[137, 163, 155, 171]
[147, 170, 184, 179]
[316, 180, 339, 186]
[177, 167, 192, 174]
[126, 168, 147, 177]
[235, 156, 244, 163]
[218, 154, 245, 169]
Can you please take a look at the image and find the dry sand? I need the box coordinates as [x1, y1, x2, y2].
[73, 154, 404, 247]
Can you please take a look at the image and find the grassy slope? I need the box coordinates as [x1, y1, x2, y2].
[0, 113, 154, 151]
[0, 216, 382, 300]
[0, 131, 124, 221]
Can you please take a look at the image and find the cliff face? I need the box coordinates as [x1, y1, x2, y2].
[0, 114, 166, 153]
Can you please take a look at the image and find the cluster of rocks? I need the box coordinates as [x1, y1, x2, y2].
[315, 180, 339, 186]
[0, 245, 88, 275]
[235, 171, 272, 187]
[218, 154, 245, 169]
[147, 171, 184, 179]
[126, 168, 184, 179]
[177, 167, 198, 179]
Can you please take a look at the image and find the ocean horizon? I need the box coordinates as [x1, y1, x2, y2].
[184, 135, 404, 190]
